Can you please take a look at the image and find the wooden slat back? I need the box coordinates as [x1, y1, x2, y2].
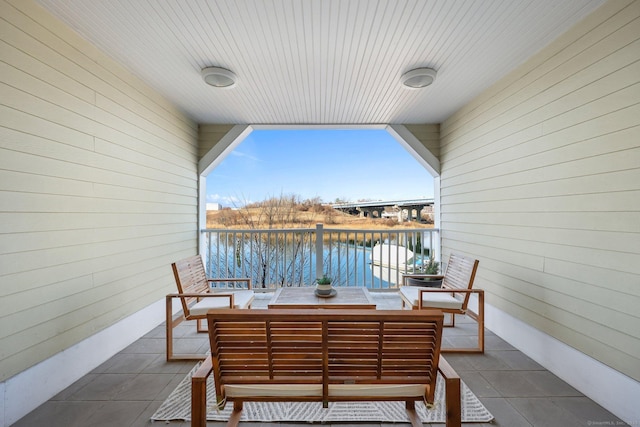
[207, 309, 444, 402]
[326, 319, 441, 383]
[441, 253, 480, 309]
[171, 255, 210, 315]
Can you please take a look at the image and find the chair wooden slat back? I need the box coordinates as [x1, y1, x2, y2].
[171, 255, 210, 316]
[399, 253, 484, 353]
[441, 253, 479, 310]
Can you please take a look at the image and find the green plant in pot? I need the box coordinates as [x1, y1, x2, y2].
[406, 257, 442, 287]
[315, 274, 335, 296]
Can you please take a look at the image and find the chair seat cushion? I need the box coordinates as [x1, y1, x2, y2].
[190, 290, 254, 315]
[400, 287, 463, 310]
[225, 383, 426, 398]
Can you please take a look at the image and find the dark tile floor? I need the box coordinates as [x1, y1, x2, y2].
[13, 292, 628, 427]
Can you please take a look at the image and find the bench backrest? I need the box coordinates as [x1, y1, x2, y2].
[206, 309, 445, 404]
[442, 253, 479, 309]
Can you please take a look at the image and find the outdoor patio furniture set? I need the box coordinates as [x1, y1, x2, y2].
[167, 253, 483, 427]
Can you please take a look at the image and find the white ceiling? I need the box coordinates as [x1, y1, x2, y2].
[36, 0, 605, 125]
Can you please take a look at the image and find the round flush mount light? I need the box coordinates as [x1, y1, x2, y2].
[401, 67, 437, 89]
[201, 66, 236, 88]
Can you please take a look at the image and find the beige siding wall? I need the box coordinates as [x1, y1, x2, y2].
[440, 0, 640, 380]
[404, 124, 440, 159]
[0, 0, 199, 381]
[199, 124, 235, 160]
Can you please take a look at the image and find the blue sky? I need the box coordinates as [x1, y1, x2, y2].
[206, 129, 434, 207]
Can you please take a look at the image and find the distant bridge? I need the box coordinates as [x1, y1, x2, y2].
[331, 198, 434, 221]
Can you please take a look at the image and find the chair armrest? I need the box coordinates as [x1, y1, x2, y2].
[167, 292, 237, 298]
[417, 288, 483, 295]
[417, 288, 484, 313]
[208, 277, 253, 290]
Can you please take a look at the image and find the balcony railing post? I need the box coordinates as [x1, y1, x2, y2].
[315, 223, 324, 279]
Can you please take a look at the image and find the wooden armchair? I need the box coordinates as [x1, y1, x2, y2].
[166, 255, 254, 361]
[399, 253, 484, 353]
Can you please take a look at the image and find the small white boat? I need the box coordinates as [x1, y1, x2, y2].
[370, 243, 424, 286]
[370, 243, 417, 270]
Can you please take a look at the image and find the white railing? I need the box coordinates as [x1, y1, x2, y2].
[201, 224, 440, 290]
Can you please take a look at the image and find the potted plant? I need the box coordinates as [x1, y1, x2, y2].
[315, 274, 336, 296]
[405, 257, 443, 287]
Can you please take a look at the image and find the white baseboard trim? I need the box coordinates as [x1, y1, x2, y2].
[1, 298, 166, 427]
[485, 303, 640, 425]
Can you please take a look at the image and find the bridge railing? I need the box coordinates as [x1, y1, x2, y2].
[201, 224, 440, 290]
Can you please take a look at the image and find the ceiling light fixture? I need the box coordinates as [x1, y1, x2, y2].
[201, 66, 236, 88]
[401, 67, 437, 89]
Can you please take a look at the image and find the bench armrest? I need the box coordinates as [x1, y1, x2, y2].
[192, 356, 214, 426]
[437, 355, 461, 427]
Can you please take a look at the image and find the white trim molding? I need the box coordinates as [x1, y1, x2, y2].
[485, 303, 640, 425]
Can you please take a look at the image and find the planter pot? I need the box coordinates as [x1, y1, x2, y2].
[315, 283, 334, 295]
[405, 277, 443, 288]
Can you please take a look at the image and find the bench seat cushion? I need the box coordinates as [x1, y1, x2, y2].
[190, 290, 254, 314]
[399, 287, 463, 310]
[225, 383, 427, 398]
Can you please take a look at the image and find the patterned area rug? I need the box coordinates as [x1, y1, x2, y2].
[151, 363, 494, 423]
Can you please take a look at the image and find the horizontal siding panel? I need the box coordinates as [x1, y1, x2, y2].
[442, 98, 640, 187]
[488, 292, 640, 381]
[0, 270, 168, 354]
[92, 183, 196, 205]
[0, 212, 195, 233]
[0, 191, 195, 214]
[0, 145, 196, 195]
[94, 137, 194, 180]
[442, 227, 640, 275]
[441, 190, 640, 213]
[441, 212, 640, 233]
[544, 257, 640, 295]
[0, 223, 195, 255]
[441, 0, 639, 144]
[0, 169, 94, 197]
[442, 166, 640, 205]
[480, 267, 640, 340]
[0, 106, 94, 150]
[95, 94, 197, 160]
[444, 221, 640, 259]
[0, 34, 195, 156]
[0, 56, 95, 113]
[443, 50, 640, 169]
[0, 82, 97, 136]
[0, 38, 95, 104]
[441, 22, 639, 166]
[0, 228, 195, 276]
[482, 271, 640, 360]
[0, 238, 196, 297]
[3, 0, 195, 135]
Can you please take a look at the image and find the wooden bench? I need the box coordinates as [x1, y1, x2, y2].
[191, 309, 462, 427]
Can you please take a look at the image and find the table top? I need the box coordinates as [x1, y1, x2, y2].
[268, 286, 377, 309]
